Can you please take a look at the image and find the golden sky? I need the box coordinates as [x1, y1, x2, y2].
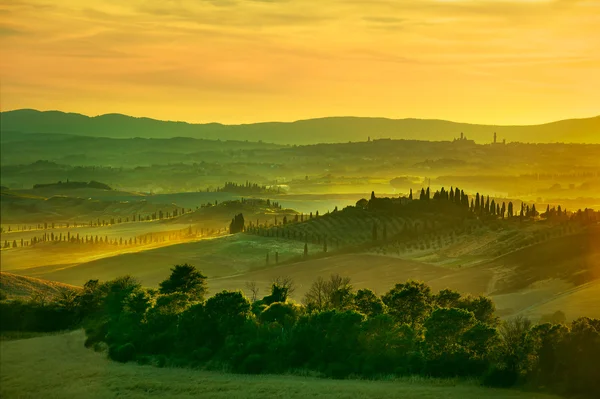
[1, 0, 599, 124]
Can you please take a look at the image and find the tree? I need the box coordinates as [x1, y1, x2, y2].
[354, 289, 385, 317]
[260, 302, 300, 328]
[159, 264, 207, 301]
[458, 295, 499, 325]
[229, 213, 245, 234]
[372, 223, 378, 241]
[356, 198, 368, 209]
[424, 307, 476, 355]
[382, 280, 433, 325]
[245, 281, 260, 303]
[304, 274, 352, 311]
[434, 288, 461, 308]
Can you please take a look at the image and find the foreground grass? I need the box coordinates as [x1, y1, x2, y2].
[0, 331, 560, 399]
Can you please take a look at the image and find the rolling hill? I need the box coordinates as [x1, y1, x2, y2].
[2, 109, 599, 144]
[7, 225, 599, 321]
[0, 272, 80, 300]
[0, 187, 182, 223]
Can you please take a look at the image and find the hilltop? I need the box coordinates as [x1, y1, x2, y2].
[2, 109, 599, 144]
[32, 180, 111, 191]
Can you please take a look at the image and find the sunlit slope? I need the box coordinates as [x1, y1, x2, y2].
[0, 272, 80, 299]
[2, 109, 599, 144]
[12, 235, 321, 289]
[0, 188, 180, 223]
[6, 227, 599, 321]
[0, 331, 559, 399]
[515, 280, 600, 321]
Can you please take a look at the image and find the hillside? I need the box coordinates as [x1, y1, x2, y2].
[8, 226, 599, 321]
[32, 180, 111, 191]
[172, 198, 298, 229]
[0, 272, 80, 299]
[9, 235, 321, 288]
[2, 109, 599, 144]
[0, 188, 181, 223]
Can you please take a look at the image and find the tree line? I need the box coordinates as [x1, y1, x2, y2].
[0, 207, 193, 234]
[1, 226, 221, 250]
[1, 265, 596, 397]
[217, 181, 279, 195]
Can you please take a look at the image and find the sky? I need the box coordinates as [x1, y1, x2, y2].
[1, 0, 599, 125]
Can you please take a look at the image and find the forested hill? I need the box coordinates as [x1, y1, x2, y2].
[2, 109, 599, 145]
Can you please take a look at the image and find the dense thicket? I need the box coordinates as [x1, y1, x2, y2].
[5, 264, 593, 396]
[1, 265, 598, 397]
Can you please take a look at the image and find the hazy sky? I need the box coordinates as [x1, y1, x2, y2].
[1, 0, 599, 124]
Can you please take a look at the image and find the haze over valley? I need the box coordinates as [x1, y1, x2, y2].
[1, 0, 599, 397]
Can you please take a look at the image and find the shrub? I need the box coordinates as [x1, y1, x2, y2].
[109, 343, 136, 363]
[241, 354, 264, 374]
[482, 366, 519, 388]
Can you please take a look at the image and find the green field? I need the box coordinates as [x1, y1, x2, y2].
[0, 331, 560, 399]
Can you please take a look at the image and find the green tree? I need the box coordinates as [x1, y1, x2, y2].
[382, 280, 433, 325]
[354, 289, 386, 317]
[159, 264, 207, 301]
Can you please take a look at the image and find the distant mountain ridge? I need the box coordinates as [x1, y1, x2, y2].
[1, 109, 599, 144]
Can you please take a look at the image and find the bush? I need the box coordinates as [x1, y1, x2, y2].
[241, 354, 264, 374]
[324, 362, 352, 379]
[482, 366, 519, 388]
[108, 342, 136, 363]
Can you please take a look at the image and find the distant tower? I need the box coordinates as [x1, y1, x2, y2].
[503, 138, 506, 145]
[494, 132, 497, 144]
[368, 136, 371, 142]
[460, 132, 464, 140]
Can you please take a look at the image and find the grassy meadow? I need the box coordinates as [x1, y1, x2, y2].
[0, 330, 561, 399]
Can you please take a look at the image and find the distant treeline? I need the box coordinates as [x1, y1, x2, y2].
[32, 180, 112, 190]
[2, 225, 220, 250]
[215, 181, 279, 195]
[2, 265, 596, 397]
[0, 207, 193, 236]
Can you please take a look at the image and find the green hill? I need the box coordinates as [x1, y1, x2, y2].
[0, 188, 181, 223]
[32, 180, 111, 191]
[2, 109, 599, 144]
